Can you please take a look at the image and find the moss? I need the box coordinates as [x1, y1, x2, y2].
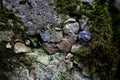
[55, 0, 118, 79]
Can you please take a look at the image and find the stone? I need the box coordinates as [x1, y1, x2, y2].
[6, 43, 12, 49]
[63, 22, 80, 34]
[64, 18, 76, 24]
[57, 40, 72, 53]
[43, 43, 57, 54]
[40, 30, 51, 42]
[79, 15, 88, 30]
[64, 34, 77, 43]
[14, 42, 32, 53]
[49, 29, 63, 42]
[36, 53, 50, 65]
[78, 30, 91, 42]
[0, 31, 14, 42]
[71, 44, 81, 53]
[65, 53, 73, 63]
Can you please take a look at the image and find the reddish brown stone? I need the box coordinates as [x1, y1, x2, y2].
[43, 43, 57, 54]
[57, 40, 72, 53]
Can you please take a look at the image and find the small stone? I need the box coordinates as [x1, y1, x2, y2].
[63, 22, 80, 34]
[79, 15, 88, 30]
[78, 30, 91, 42]
[65, 53, 73, 62]
[64, 34, 77, 43]
[29, 67, 37, 80]
[57, 40, 72, 53]
[65, 53, 73, 59]
[36, 54, 50, 65]
[64, 18, 76, 24]
[49, 29, 63, 42]
[14, 42, 32, 53]
[6, 43, 12, 49]
[43, 43, 57, 54]
[0, 31, 14, 42]
[54, 27, 61, 31]
[71, 44, 81, 53]
[40, 30, 51, 42]
[25, 40, 31, 45]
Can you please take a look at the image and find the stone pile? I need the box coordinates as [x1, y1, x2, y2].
[1, 0, 95, 80]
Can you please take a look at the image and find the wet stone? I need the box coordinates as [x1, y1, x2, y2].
[57, 40, 72, 53]
[43, 43, 57, 55]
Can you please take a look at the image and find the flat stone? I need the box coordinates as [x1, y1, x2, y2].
[43, 43, 57, 55]
[57, 40, 72, 53]
[14, 42, 32, 53]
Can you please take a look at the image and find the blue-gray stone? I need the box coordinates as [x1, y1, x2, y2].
[78, 30, 91, 42]
[40, 30, 51, 42]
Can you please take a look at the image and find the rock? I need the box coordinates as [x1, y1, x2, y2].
[40, 30, 51, 42]
[64, 18, 76, 24]
[29, 67, 37, 80]
[63, 22, 80, 34]
[0, 31, 14, 42]
[71, 44, 81, 53]
[6, 43, 12, 49]
[65, 53, 73, 62]
[64, 34, 77, 43]
[25, 40, 31, 46]
[43, 43, 57, 54]
[36, 53, 50, 65]
[14, 42, 32, 53]
[57, 40, 72, 53]
[49, 29, 63, 42]
[79, 15, 88, 30]
[78, 30, 91, 42]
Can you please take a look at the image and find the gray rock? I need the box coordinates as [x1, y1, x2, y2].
[40, 30, 51, 42]
[79, 15, 88, 30]
[63, 22, 80, 34]
[49, 29, 63, 42]
[0, 31, 14, 42]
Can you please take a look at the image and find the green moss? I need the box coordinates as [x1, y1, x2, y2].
[55, 0, 117, 79]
